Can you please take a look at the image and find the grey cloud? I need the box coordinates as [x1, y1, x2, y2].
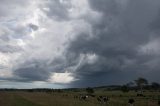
[28, 24, 39, 31]
[0, 0, 36, 54]
[0, 44, 22, 53]
[65, 0, 160, 87]
[0, 27, 23, 53]
[1, 0, 160, 88]
[13, 60, 51, 82]
[0, 0, 30, 17]
[41, 0, 71, 21]
[14, 67, 49, 82]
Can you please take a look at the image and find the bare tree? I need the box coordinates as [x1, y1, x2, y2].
[135, 77, 148, 94]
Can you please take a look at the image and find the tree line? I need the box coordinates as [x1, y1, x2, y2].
[0, 77, 159, 93]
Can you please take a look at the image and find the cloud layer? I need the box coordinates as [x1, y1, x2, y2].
[0, 0, 160, 88]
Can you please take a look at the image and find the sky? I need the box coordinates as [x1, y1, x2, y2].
[0, 0, 160, 88]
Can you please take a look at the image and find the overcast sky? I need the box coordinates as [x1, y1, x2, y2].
[0, 0, 160, 88]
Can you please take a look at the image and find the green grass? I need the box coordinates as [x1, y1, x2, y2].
[0, 91, 159, 106]
[13, 95, 40, 106]
[0, 92, 41, 106]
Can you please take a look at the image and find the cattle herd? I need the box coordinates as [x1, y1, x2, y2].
[73, 94, 160, 105]
[74, 94, 109, 104]
[73, 94, 135, 105]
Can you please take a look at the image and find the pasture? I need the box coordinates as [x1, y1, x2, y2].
[0, 90, 160, 106]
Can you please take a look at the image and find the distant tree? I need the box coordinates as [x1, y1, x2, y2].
[86, 87, 94, 94]
[134, 77, 148, 93]
[151, 82, 160, 90]
[121, 85, 129, 93]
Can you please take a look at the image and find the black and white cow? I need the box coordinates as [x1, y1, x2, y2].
[97, 96, 109, 104]
[79, 95, 89, 101]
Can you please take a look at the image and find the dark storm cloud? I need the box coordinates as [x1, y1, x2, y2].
[1, 0, 160, 88]
[13, 60, 50, 82]
[14, 67, 49, 82]
[65, 0, 160, 87]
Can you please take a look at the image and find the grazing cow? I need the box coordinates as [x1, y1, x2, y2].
[128, 99, 135, 106]
[103, 96, 109, 104]
[97, 97, 102, 103]
[79, 95, 89, 101]
[97, 96, 109, 104]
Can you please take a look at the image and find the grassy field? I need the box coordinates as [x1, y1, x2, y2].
[0, 90, 160, 106]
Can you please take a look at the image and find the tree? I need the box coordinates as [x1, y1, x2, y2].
[134, 77, 148, 93]
[86, 87, 94, 94]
